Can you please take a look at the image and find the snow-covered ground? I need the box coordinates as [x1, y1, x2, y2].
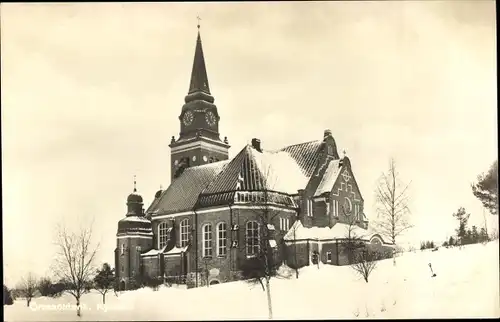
[5, 240, 499, 320]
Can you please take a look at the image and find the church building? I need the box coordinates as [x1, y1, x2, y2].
[115, 25, 393, 290]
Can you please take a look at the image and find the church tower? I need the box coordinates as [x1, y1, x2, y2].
[115, 178, 153, 290]
[169, 23, 230, 181]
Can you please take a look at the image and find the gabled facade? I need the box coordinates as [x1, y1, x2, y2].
[115, 25, 393, 290]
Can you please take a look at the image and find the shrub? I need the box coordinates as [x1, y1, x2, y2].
[143, 276, 162, 291]
[351, 248, 380, 283]
[3, 285, 14, 305]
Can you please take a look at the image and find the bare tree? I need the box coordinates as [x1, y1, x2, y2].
[17, 272, 38, 307]
[239, 166, 295, 319]
[290, 220, 300, 279]
[53, 222, 100, 317]
[374, 158, 413, 265]
[351, 249, 379, 283]
[341, 204, 366, 265]
[240, 192, 280, 319]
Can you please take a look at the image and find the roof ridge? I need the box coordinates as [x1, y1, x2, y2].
[279, 139, 321, 150]
[184, 159, 230, 171]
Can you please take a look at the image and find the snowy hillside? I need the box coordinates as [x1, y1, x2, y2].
[5, 240, 499, 321]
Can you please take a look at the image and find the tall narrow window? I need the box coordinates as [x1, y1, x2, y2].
[332, 199, 339, 217]
[246, 221, 260, 256]
[217, 222, 227, 257]
[307, 200, 313, 217]
[180, 219, 190, 247]
[202, 224, 212, 257]
[121, 244, 125, 255]
[326, 201, 331, 216]
[280, 218, 289, 231]
[327, 251, 332, 262]
[158, 222, 169, 249]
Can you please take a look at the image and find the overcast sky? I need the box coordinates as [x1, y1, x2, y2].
[1, 1, 497, 286]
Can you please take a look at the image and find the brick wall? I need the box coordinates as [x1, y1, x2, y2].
[164, 254, 184, 277]
[142, 256, 161, 278]
[312, 200, 328, 227]
[193, 208, 232, 285]
[284, 242, 310, 268]
[116, 236, 153, 289]
[284, 239, 393, 268]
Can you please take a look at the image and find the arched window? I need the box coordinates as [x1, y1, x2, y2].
[180, 219, 190, 247]
[217, 222, 227, 257]
[343, 197, 352, 214]
[246, 221, 260, 256]
[158, 222, 169, 249]
[202, 224, 213, 257]
[120, 243, 125, 255]
[371, 236, 382, 245]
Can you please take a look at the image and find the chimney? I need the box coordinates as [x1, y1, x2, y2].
[324, 129, 332, 139]
[251, 138, 262, 152]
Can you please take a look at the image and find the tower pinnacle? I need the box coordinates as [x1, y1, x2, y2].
[133, 175, 137, 192]
[185, 22, 213, 103]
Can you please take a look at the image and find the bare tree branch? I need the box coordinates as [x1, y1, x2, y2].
[17, 272, 38, 307]
[373, 158, 413, 265]
[52, 221, 100, 317]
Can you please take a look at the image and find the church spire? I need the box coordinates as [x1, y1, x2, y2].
[185, 18, 214, 104]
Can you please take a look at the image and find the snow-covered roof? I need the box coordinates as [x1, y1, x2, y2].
[314, 160, 342, 196]
[251, 148, 309, 194]
[121, 216, 151, 223]
[283, 220, 388, 243]
[141, 245, 189, 257]
[148, 160, 229, 216]
[164, 246, 188, 256]
[141, 246, 166, 257]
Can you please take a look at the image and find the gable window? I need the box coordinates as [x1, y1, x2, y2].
[306, 200, 313, 217]
[327, 145, 333, 155]
[216, 222, 227, 257]
[280, 217, 290, 231]
[326, 251, 332, 263]
[202, 224, 213, 258]
[246, 221, 260, 256]
[343, 197, 352, 215]
[180, 219, 190, 247]
[332, 199, 339, 217]
[158, 222, 169, 249]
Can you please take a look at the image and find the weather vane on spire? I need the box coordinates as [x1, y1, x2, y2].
[197, 15, 201, 29]
[133, 175, 137, 192]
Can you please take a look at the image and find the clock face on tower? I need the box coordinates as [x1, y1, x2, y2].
[183, 111, 194, 126]
[205, 111, 216, 127]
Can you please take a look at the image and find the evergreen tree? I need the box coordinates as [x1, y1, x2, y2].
[448, 236, 455, 246]
[479, 227, 489, 243]
[3, 284, 14, 305]
[453, 207, 470, 244]
[471, 226, 479, 244]
[472, 160, 498, 215]
[94, 263, 115, 304]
